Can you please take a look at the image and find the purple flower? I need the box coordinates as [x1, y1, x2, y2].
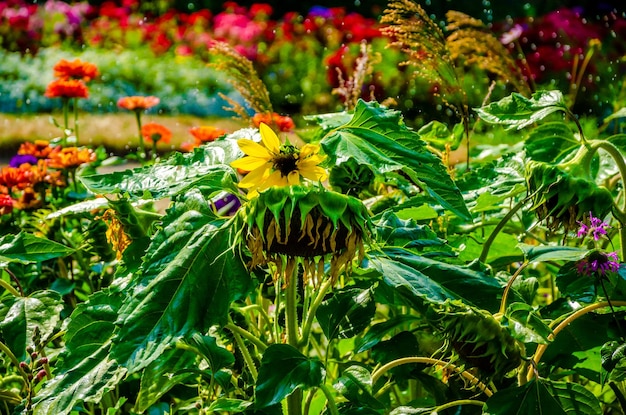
[211, 191, 241, 216]
[577, 250, 620, 277]
[9, 154, 38, 167]
[577, 212, 610, 241]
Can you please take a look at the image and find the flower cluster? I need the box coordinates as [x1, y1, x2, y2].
[45, 58, 99, 99]
[575, 212, 620, 278]
[251, 112, 295, 132]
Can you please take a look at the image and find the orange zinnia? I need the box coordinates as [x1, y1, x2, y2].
[45, 79, 89, 99]
[189, 126, 226, 143]
[141, 122, 172, 144]
[47, 147, 96, 169]
[53, 59, 99, 82]
[252, 112, 295, 132]
[117, 96, 160, 111]
[18, 140, 53, 158]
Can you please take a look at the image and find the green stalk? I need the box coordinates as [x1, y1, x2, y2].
[434, 399, 485, 412]
[134, 110, 146, 163]
[224, 322, 268, 352]
[479, 198, 528, 263]
[529, 300, 626, 381]
[299, 278, 334, 349]
[370, 356, 493, 397]
[62, 97, 70, 146]
[73, 97, 80, 143]
[0, 277, 21, 297]
[318, 384, 339, 415]
[285, 265, 302, 415]
[498, 261, 529, 315]
[0, 341, 29, 381]
[231, 330, 258, 381]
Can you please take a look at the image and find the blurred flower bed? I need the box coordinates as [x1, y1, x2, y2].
[0, 0, 625, 119]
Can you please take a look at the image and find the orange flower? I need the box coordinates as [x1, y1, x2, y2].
[47, 147, 96, 169]
[53, 59, 99, 82]
[16, 187, 42, 210]
[0, 162, 48, 190]
[141, 122, 172, 144]
[189, 126, 226, 143]
[45, 79, 89, 99]
[18, 140, 53, 158]
[117, 96, 160, 111]
[252, 112, 295, 132]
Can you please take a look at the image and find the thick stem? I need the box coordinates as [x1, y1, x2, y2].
[434, 399, 485, 412]
[479, 198, 528, 263]
[371, 357, 493, 397]
[0, 341, 29, 381]
[609, 381, 626, 414]
[62, 98, 70, 146]
[224, 322, 267, 352]
[285, 265, 302, 415]
[499, 261, 529, 315]
[73, 97, 80, 143]
[528, 300, 626, 381]
[0, 275, 22, 297]
[299, 278, 334, 349]
[231, 330, 258, 382]
[318, 384, 339, 415]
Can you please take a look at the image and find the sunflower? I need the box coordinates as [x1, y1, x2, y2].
[230, 123, 327, 197]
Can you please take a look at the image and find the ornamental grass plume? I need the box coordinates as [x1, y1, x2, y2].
[230, 122, 327, 198]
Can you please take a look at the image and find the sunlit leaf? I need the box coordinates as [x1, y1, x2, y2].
[255, 344, 325, 408]
[355, 315, 421, 354]
[523, 121, 578, 163]
[80, 140, 240, 199]
[0, 290, 63, 361]
[0, 232, 73, 266]
[519, 244, 589, 263]
[475, 90, 569, 130]
[207, 398, 253, 413]
[334, 365, 385, 410]
[502, 303, 552, 344]
[320, 100, 470, 220]
[111, 188, 251, 374]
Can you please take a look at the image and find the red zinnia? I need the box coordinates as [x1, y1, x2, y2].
[53, 59, 99, 82]
[117, 96, 160, 111]
[45, 79, 89, 99]
[0, 194, 14, 215]
[141, 122, 172, 144]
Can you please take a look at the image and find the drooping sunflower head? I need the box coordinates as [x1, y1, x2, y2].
[230, 123, 328, 198]
[236, 185, 372, 285]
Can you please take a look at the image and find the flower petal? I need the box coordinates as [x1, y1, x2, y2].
[259, 123, 280, 154]
[237, 139, 272, 159]
[287, 170, 301, 185]
[231, 156, 269, 171]
[238, 165, 271, 189]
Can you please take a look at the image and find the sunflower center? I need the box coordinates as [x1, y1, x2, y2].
[273, 146, 299, 177]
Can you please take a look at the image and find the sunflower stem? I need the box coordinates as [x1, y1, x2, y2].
[299, 278, 334, 349]
[479, 198, 528, 263]
[285, 265, 302, 415]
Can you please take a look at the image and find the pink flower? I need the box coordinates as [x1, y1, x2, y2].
[500, 24, 523, 44]
[577, 251, 620, 277]
[577, 212, 610, 241]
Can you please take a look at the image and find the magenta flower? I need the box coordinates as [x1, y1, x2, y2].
[577, 212, 610, 241]
[577, 250, 620, 277]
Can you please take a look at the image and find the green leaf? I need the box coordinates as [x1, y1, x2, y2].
[207, 398, 253, 413]
[603, 107, 626, 124]
[519, 244, 589, 263]
[475, 90, 569, 130]
[502, 303, 552, 344]
[483, 378, 601, 415]
[80, 140, 240, 199]
[321, 100, 470, 220]
[111, 190, 251, 374]
[523, 121, 578, 163]
[184, 331, 235, 373]
[255, 344, 325, 408]
[316, 288, 376, 340]
[0, 290, 63, 361]
[417, 120, 463, 151]
[135, 347, 199, 412]
[377, 248, 508, 312]
[32, 289, 127, 415]
[0, 232, 73, 266]
[555, 262, 596, 303]
[355, 315, 420, 354]
[334, 365, 385, 410]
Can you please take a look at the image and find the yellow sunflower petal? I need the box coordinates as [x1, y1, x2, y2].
[231, 156, 269, 171]
[259, 170, 288, 191]
[299, 164, 328, 182]
[299, 143, 320, 158]
[287, 170, 301, 185]
[259, 123, 280, 154]
[237, 139, 273, 159]
[238, 165, 271, 189]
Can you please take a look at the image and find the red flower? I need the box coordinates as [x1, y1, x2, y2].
[252, 112, 295, 132]
[141, 122, 172, 144]
[53, 59, 99, 82]
[117, 96, 160, 111]
[45, 79, 89, 99]
[0, 194, 14, 215]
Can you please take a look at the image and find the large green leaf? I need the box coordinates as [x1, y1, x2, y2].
[502, 302, 552, 344]
[0, 232, 73, 266]
[320, 100, 470, 220]
[111, 189, 251, 374]
[376, 248, 508, 312]
[523, 121, 578, 163]
[316, 287, 376, 340]
[80, 140, 240, 199]
[0, 290, 63, 361]
[354, 315, 420, 354]
[483, 378, 601, 415]
[255, 344, 325, 408]
[519, 244, 589, 263]
[475, 90, 569, 130]
[334, 365, 385, 410]
[32, 289, 127, 415]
